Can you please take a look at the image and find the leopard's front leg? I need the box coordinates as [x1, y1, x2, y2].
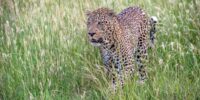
[100, 48, 119, 91]
[112, 51, 135, 88]
[111, 54, 125, 90]
[100, 47, 112, 75]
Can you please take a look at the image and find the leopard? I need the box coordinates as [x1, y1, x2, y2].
[86, 6, 157, 90]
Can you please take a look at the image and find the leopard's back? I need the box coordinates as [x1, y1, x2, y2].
[117, 7, 149, 48]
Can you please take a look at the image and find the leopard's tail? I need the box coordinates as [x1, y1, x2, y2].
[149, 16, 158, 48]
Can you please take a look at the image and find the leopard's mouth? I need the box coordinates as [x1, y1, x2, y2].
[90, 38, 103, 46]
[91, 38, 103, 43]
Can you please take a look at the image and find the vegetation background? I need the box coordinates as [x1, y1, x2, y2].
[0, 0, 200, 99]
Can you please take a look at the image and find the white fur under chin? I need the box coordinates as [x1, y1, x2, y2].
[91, 42, 101, 47]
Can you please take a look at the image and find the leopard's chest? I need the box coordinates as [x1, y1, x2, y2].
[102, 50, 112, 65]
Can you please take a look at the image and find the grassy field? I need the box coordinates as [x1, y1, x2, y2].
[0, 0, 200, 99]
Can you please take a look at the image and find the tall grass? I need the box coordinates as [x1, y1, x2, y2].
[0, 0, 200, 99]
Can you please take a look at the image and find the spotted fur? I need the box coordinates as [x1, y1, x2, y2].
[86, 7, 157, 90]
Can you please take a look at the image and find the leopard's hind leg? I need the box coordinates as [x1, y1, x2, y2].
[135, 36, 148, 83]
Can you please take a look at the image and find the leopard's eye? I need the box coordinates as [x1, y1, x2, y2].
[97, 22, 103, 30]
[87, 21, 90, 25]
[98, 22, 102, 25]
[104, 21, 108, 24]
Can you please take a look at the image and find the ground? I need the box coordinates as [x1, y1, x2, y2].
[0, 0, 200, 99]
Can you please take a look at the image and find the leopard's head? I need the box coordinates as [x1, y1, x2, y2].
[86, 8, 117, 47]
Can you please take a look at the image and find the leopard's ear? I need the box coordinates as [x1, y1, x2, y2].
[86, 10, 91, 17]
[108, 10, 116, 18]
[108, 11, 115, 17]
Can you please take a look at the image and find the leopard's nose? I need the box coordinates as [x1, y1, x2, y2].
[88, 32, 96, 37]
